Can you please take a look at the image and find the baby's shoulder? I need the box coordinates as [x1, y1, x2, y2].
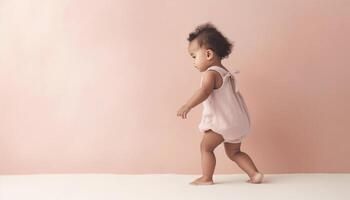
[201, 70, 220, 82]
[203, 69, 221, 78]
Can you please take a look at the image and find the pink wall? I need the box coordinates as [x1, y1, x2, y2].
[0, 0, 349, 174]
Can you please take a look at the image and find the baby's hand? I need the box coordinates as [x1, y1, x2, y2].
[177, 104, 191, 119]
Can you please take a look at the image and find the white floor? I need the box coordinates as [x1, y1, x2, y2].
[0, 173, 349, 200]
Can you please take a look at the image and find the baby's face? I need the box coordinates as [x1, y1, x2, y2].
[188, 39, 210, 72]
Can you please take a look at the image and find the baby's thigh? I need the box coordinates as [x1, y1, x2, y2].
[200, 130, 224, 151]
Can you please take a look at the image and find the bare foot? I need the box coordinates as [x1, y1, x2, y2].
[246, 172, 264, 184]
[190, 176, 214, 185]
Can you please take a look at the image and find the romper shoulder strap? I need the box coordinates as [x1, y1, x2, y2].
[206, 66, 228, 77]
[205, 66, 241, 92]
[206, 66, 240, 77]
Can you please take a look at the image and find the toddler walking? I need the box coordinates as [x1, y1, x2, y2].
[177, 23, 264, 185]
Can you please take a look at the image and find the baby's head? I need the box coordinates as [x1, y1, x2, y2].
[187, 23, 233, 72]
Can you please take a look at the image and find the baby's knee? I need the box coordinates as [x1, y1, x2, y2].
[200, 142, 216, 152]
[225, 149, 241, 160]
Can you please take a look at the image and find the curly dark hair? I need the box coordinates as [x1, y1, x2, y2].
[187, 22, 233, 59]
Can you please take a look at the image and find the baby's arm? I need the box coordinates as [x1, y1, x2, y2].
[184, 71, 216, 109]
[177, 71, 216, 119]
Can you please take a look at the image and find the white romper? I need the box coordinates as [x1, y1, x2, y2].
[198, 66, 251, 143]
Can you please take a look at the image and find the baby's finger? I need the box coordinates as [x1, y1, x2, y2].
[177, 110, 181, 117]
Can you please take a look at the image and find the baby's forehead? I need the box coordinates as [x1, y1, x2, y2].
[188, 40, 200, 53]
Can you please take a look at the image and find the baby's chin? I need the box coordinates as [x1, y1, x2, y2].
[198, 69, 204, 72]
[195, 67, 202, 72]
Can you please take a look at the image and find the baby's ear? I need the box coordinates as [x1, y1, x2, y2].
[206, 49, 215, 60]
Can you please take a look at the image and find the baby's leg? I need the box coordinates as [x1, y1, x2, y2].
[190, 130, 224, 185]
[224, 142, 264, 183]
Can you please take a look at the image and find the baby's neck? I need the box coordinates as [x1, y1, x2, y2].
[209, 59, 224, 68]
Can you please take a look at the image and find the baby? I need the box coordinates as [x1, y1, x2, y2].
[177, 23, 264, 185]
